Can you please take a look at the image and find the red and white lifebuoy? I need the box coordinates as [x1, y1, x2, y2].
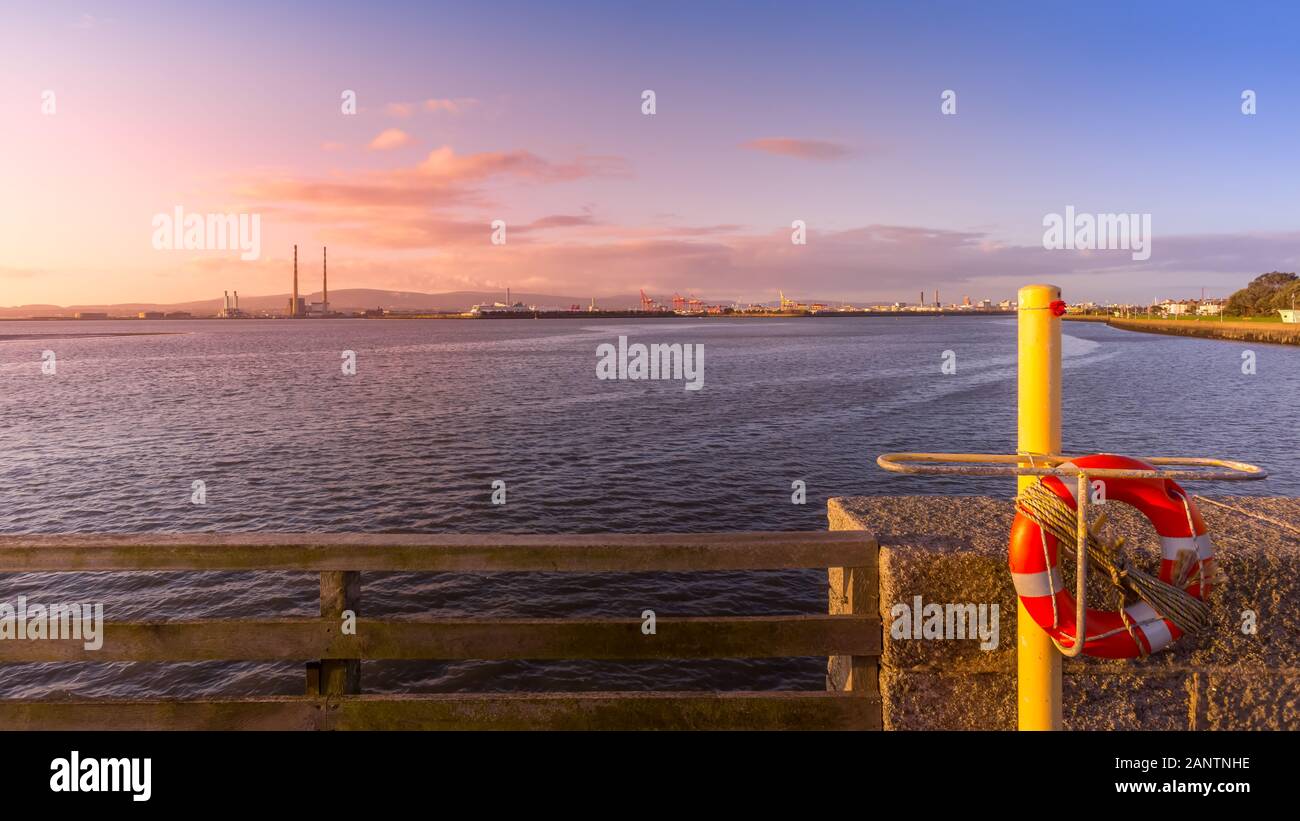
[1009, 454, 1214, 658]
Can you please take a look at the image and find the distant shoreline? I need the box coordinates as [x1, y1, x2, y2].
[1067, 315, 1300, 346]
[0, 331, 181, 342]
[0, 310, 1017, 322]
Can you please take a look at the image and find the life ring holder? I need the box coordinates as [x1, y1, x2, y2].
[876, 451, 1266, 658]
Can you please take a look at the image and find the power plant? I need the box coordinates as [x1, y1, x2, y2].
[287, 245, 332, 317]
[218, 290, 248, 318]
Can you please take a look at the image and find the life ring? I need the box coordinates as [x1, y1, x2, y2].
[1009, 454, 1214, 658]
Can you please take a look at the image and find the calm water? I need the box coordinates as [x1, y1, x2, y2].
[1, 316, 1296, 696]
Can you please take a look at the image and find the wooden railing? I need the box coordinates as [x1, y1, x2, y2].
[0, 531, 880, 730]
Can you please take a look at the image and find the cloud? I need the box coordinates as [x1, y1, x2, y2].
[368, 128, 414, 151]
[525, 214, 600, 230]
[0, 265, 48, 280]
[386, 98, 479, 118]
[415, 144, 624, 182]
[740, 137, 856, 161]
[113, 210, 1299, 305]
[424, 98, 478, 114]
[236, 145, 628, 222]
[230, 139, 1292, 302]
[312, 223, 1300, 303]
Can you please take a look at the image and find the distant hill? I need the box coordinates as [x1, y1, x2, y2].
[0, 289, 649, 318]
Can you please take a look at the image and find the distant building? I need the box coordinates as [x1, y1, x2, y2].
[1160, 300, 1193, 316]
[468, 301, 529, 316]
[218, 291, 250, 319]
[1280, 309, 1299, 324]
[1196, 301, 1225, 316]
[164, 311, 192, 319]
[74, 312, 108, 320]
[138, 311, 164, 320]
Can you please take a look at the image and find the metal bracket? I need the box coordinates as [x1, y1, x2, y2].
[876, 452, 1267, 482]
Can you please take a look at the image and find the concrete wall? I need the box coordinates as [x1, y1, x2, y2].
[829, 495, 1300, 730]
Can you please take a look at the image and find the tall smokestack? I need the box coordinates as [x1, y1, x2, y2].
[292, 244, 299, 317]
[224, 291, 229, 312]
[234, 291, 239, 310]
[934, 289, 939, 307]
[920, 290, 925, 307]
[323, 246, 328, 310]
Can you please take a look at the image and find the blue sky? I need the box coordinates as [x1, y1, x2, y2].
[2, 0, 1298, 305]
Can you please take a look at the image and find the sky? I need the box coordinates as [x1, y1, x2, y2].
[2, 0, 1299, 307]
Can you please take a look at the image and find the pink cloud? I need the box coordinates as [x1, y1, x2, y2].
[368, 128, 414, 151]
[740, 137, 856, 161]
[236, 145, 627, 217]
[132, 217, 1300, 306]
[524, 214, 600, 230]
[414, 144, 623, 182]
[386, 98, 479, 118]
[424, 97, 478, 114]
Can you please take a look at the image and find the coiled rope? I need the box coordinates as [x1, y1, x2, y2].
[1016, 481, 1217, 644]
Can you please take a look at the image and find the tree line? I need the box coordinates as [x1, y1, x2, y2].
[1224, 271, 1300, 316]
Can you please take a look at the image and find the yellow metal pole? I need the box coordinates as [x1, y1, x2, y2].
[1017, 283, 1063, 730]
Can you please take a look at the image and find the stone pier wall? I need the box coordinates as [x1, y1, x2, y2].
[828, 495, 1300, 730]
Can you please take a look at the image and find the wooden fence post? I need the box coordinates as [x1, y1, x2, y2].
[827, 539, 879, 695]
[317, 571, 360, 695]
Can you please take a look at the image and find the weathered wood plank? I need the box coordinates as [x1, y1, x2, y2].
[828, 541, 881, 697]
[0, 692, 881, 731]
[319, 571, 360, 695]
[0, 616, 881, 662]
[322, 692, 882, 731]
[0, 531, 874, 572]
[0, 697, 322, 731]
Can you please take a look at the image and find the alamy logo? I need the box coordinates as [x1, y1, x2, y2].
[0, 597, 103, 650]
[1042, 205, 1151, 261]
[890, 595, 1000, 650]
[50, 751, 151, 802]
[596, 335, 704, 391]
[151, 206, 261, 261]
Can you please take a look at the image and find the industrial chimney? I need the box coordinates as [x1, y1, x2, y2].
[224, 291, 229, 313]
[234, 291, 239, 311]
[323, 246, 328, 313]
[292, 245, 299, 317]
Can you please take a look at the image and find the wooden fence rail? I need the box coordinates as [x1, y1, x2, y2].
[0, 531, 881, 730]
